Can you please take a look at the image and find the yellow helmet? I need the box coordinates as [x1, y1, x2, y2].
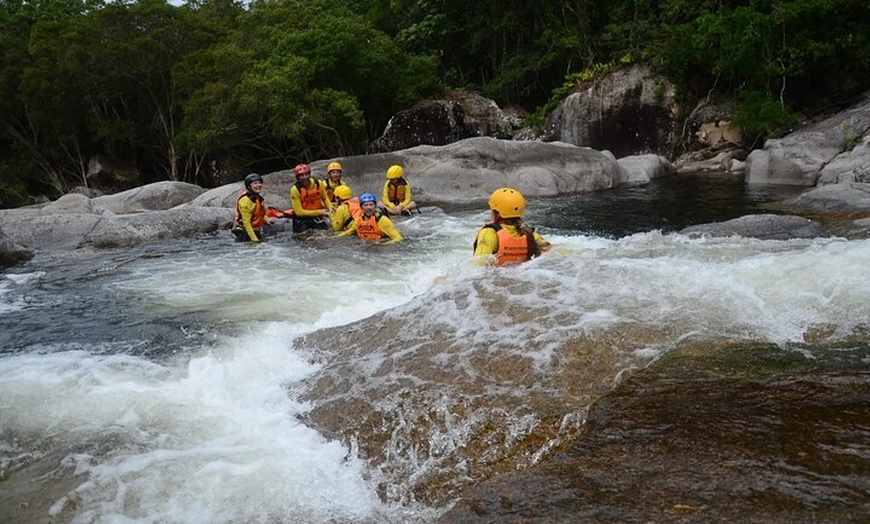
[334, 185, 352, 200]
[327, 162, 342, 173]
[488, 187, 525, 218]
[386, 165, 404, 179]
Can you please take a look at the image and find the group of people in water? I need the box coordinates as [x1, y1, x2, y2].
[233, 162, 550, 266]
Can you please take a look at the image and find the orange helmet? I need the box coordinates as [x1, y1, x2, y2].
[294, 164, 311, 177]
[386, 165, 404, 179]
[327, 162, 342, 173]
[488, 188, 525, 218]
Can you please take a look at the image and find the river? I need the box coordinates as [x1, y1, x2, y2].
[1, 173, 868, 523]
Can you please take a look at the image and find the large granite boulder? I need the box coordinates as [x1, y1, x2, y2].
[544, 63, 679, 158]
[92, 181, 207, 213]
[369, 99, 473, 153]
[198, 137, 675, 209]
[779, 183, 870, 214]
[746, 92, 870, 185]
[369, 91, 519, 154]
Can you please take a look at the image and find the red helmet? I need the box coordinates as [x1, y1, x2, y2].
[293, 164, 311, 177]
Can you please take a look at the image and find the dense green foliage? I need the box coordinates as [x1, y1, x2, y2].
[1, 0, 867, 205]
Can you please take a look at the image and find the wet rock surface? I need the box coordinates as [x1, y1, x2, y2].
[438, 344, 870, 523]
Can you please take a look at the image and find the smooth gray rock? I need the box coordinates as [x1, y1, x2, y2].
[779, 183, 870, 213]
[817, 139, 870, 184]
[92, 181, 206, 214]
[203, 137, 649, 208]
[681, 214, 827, 240]
[0, 229, 33, 269]
[544, 64, 679, 158]
[746, 92, 870, 185]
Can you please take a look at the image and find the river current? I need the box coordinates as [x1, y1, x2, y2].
[1, 173, 867, 523]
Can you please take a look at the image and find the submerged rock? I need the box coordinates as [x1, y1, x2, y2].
[681, 214, 828, 240]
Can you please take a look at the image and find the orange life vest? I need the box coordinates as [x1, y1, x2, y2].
[473, 223, 532, 266]
[387, 179, 407, 205]
[338, 199, 362, 229]
[235, 191, 267, 229]
[354, 211, 385, 240]
[325, 178, 343, 204]
[298, 179, 327, 210]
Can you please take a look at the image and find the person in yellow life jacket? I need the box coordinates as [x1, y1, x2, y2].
[330, 185, 362, 232]
[379, 164, 418, 216]
[290, 163, 332, 234]
[337, 193, 403, 243]
[473, 187, 551, 266]
[324, 161, 347, 206]
[232, 173, 273, 242]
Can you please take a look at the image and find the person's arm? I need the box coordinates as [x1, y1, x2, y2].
[377, 216, 403, 243]
[330, 205, 350, 231]
[239, 198, 260, 242]
[399, 183, 413, 209]
[533, 231, 551, 252]
[335, 219, 357, 237]
[472, 227, 498, 265]
[319, 180, 334, 212]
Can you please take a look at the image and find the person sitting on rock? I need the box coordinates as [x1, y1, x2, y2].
[337, 193, 403, 243]
[290, 163, 332, 234]
[232, 173, 273, 242]
[324, 161, 348, 207]
[379, 164, 417, 216]
[330, 185, 361, 232]
[473, 187, 550, 266]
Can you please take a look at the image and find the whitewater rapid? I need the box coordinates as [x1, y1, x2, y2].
[1, 196, 868, 523]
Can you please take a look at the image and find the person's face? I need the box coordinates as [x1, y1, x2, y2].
[296, 172, 310, 183]
[328, 169, 341, 181]
[250, 180, 263, 193]
[362, 201, 376, 215]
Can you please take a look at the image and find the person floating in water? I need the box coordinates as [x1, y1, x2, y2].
[232, 173, 273, 242]
[473, 187, 550, 266]
[379, 164, 418, 216]
[337, 193, 403, 243]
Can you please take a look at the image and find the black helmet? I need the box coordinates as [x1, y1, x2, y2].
[244, 173, 263, 190]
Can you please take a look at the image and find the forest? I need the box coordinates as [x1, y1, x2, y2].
[1, 0, 868, 206]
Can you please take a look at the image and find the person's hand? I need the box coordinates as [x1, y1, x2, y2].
[321, 209, 331, 217]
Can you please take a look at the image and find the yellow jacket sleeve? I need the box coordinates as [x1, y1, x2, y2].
[336, 219, 356, 237]
[238, 196, 260, 242]
[319, 179, 334, 211]
[473, 227, 498, 257]
[330, 204, 352, 232]
[377, 215, 403, 243]
[399, 183, 412, 207]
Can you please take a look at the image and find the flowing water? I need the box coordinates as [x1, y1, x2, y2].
[1, 173, 868, 523]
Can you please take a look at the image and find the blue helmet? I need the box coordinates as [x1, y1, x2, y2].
[359, 193, 376, 204]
